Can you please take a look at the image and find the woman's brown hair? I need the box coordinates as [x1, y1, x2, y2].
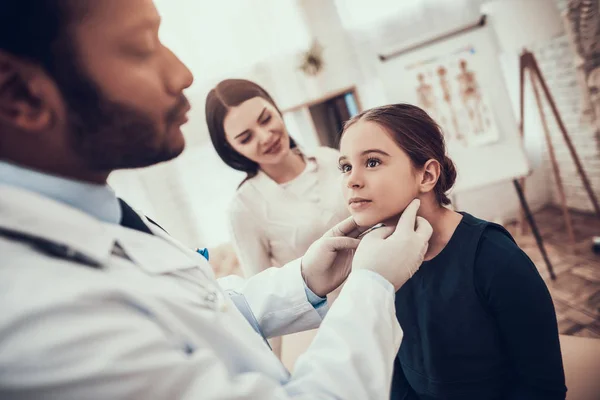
[342, 103, 457, 205]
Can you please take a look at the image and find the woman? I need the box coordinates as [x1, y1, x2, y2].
[338, 103, 566, 399]
[205, 79, 349, 365]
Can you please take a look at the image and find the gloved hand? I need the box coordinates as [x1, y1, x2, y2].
[352, 199, 433, 291]
[301, 216, 361, 297]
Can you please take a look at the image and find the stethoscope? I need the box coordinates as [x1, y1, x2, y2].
[0, 224, 210, 268]
[0, 227, 102, 268]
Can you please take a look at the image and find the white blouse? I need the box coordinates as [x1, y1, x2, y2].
[228, 146, 350, 277]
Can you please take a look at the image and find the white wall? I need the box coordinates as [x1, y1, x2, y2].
[109, 1, 327, 247]
[451, 50, 553, 222]
[339, 0, 555, 223]
[108, 158, 205, 247]
[108, 0, 383, 247]
[110, 0, 571, 248]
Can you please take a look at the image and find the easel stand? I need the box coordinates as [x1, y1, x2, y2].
[517, 49, 600, 279]
[513, 179, 556, 280]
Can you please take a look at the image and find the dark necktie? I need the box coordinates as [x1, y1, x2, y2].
[118, 199, 164, 235]
[117, 199, 207, 260]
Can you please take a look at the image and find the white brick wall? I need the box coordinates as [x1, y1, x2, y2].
[533, 0, 600, 213]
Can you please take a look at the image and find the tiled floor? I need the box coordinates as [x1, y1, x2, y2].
[506, 206, 600, 338]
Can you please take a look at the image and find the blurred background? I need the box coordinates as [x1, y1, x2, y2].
[108, 0, 600, 342]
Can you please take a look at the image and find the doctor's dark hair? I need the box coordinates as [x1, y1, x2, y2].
[341, 104, 457, 206]
[205, 79, 297, 185]
[0, 0, 85, 79]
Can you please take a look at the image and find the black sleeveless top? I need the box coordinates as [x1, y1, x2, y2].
[391, 212, 566, 400]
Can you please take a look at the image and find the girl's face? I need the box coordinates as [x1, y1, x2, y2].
[339, 120, 422, 227]
[223, 96, 291, 166]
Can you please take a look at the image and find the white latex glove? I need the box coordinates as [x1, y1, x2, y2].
[301, 216, 361, 297]
[352, 199, 433, 291]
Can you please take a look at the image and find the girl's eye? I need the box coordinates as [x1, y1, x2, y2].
[366, 158, 381, 168]
[260, 115, 272, 125]
[338, 163, 351, 173]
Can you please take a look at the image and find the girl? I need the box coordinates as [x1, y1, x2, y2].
[205, 79, 349, 366]
[338, 104, 566, 399]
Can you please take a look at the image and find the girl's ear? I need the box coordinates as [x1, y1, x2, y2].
[419, 159, 440, 194]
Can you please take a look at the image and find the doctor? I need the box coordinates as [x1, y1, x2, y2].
[0, 1, 432, 399]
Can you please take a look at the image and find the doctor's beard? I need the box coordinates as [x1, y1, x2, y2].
[52, 55, 188, 171]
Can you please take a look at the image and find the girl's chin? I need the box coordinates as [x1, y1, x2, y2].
[352, 214, 384, 228]
[353, 214, 401, 229]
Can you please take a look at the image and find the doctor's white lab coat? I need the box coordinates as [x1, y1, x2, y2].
[0, 185, 403, 399]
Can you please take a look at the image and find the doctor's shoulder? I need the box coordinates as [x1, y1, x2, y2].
[0, 237, 115, 325]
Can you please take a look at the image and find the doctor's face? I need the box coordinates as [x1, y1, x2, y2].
[61, 0, 195, 171]
[339, 120, 421, 227]
[223, 97, 292, 167]
[0, 0, 194, 181]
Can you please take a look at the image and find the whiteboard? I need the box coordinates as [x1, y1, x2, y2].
[376, 25, 530, 193]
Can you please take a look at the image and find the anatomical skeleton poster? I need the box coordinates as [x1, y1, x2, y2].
[407, 45, 499, 147]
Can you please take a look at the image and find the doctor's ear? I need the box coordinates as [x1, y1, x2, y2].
[0, 51, 58, 133]
[418, 159, 441, 194]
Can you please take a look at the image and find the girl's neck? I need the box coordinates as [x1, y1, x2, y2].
[384, 199, 463, 261]
[260, 149, 306, 184]
[420, 204, 462, 261]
